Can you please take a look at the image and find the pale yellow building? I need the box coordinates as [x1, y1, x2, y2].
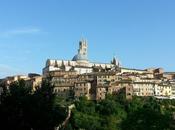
[74, 82, 92, 100]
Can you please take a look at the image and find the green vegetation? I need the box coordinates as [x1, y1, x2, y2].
[0, 81, 175, 130]
[66, 95, 175, 130]
[0, 80, 67, 130]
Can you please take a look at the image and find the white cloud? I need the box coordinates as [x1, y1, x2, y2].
[0, 27, 41, 37]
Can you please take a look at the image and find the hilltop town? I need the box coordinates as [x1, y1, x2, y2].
[1, 39, 175, 100]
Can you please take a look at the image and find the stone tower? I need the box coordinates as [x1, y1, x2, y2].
[72, 39, 88, 62]
[78, 39, 88, 58]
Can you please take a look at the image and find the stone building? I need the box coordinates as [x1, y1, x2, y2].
[25, 75, 42, 91]
[43, 39, 120, 76]
[162, 72, 175, 80]
[157, 82, 172, 97]
[95, 72, 118, 100]
[1, 75, 29, 88]
[50, 70, 78, 98]
[1, 36, 174, 101]
[132, 82, 155, 97]
[170, 80, 175, 99]
[74, 82, 92, 100]
[121, 68, 147, 74]
[0, 74, 42, 92]
[94, 71, 135, 100]
[43, 39, 121, 99]
[41, 39, 175, 100]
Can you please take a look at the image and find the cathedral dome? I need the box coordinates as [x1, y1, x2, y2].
[72, 55, 78, 61]
[72, 54, 88, 61]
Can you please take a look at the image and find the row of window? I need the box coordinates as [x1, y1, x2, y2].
[54, 88, 67, 93]
[136, 93, 154, 96]
[76, 83, 89, 87]
[98, 75, 114, 78]
[75, 87, 88, 91]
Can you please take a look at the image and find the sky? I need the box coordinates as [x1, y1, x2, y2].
[0, 0, 175, 78]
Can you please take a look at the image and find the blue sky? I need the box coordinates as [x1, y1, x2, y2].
[0, 0, 175, 78]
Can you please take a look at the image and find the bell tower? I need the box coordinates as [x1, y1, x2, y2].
[72, 38, 89, 62]
[78, 39, 88, 58]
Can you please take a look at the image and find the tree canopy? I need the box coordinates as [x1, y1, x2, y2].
[0, 79, 67, 130]
[0, 80, 175, 130]
[67, 95, 175, 130]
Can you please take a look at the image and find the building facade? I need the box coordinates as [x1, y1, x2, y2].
[1, 39, 175, 101]
[41, 39, 175, 100]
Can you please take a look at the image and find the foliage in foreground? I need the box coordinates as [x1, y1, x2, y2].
[66, 95, 175, 130]
[1, 80, 175, 130]
[0, 80, 67, 130]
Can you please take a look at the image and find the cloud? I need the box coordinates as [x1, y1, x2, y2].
[0, 27, 41, 37]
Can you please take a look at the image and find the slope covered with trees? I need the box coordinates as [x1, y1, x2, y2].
[0, 80, 175, 130]
[66, 94, 175, 130]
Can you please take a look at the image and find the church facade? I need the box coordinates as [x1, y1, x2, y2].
[43, 39, 120, 76]
[42, 39, 175, 100]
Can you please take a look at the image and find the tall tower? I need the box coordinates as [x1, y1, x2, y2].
[72, 39, 88, 62]
[78, 39, 88, 58]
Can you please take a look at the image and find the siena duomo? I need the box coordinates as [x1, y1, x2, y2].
[43, 39, 121, 76]
[1, 39, 175, 100]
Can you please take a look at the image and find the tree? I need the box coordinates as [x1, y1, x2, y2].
[122, 97, 171, 130]
[0, 80, 32, 130]
[97, 99, 117, 115]
[70, 95, 127, 130]
[75, 96, 96, 115]
[0, 79, 67, 130]
[71, 110, 101, 130]
[24, 79, 67, 130]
